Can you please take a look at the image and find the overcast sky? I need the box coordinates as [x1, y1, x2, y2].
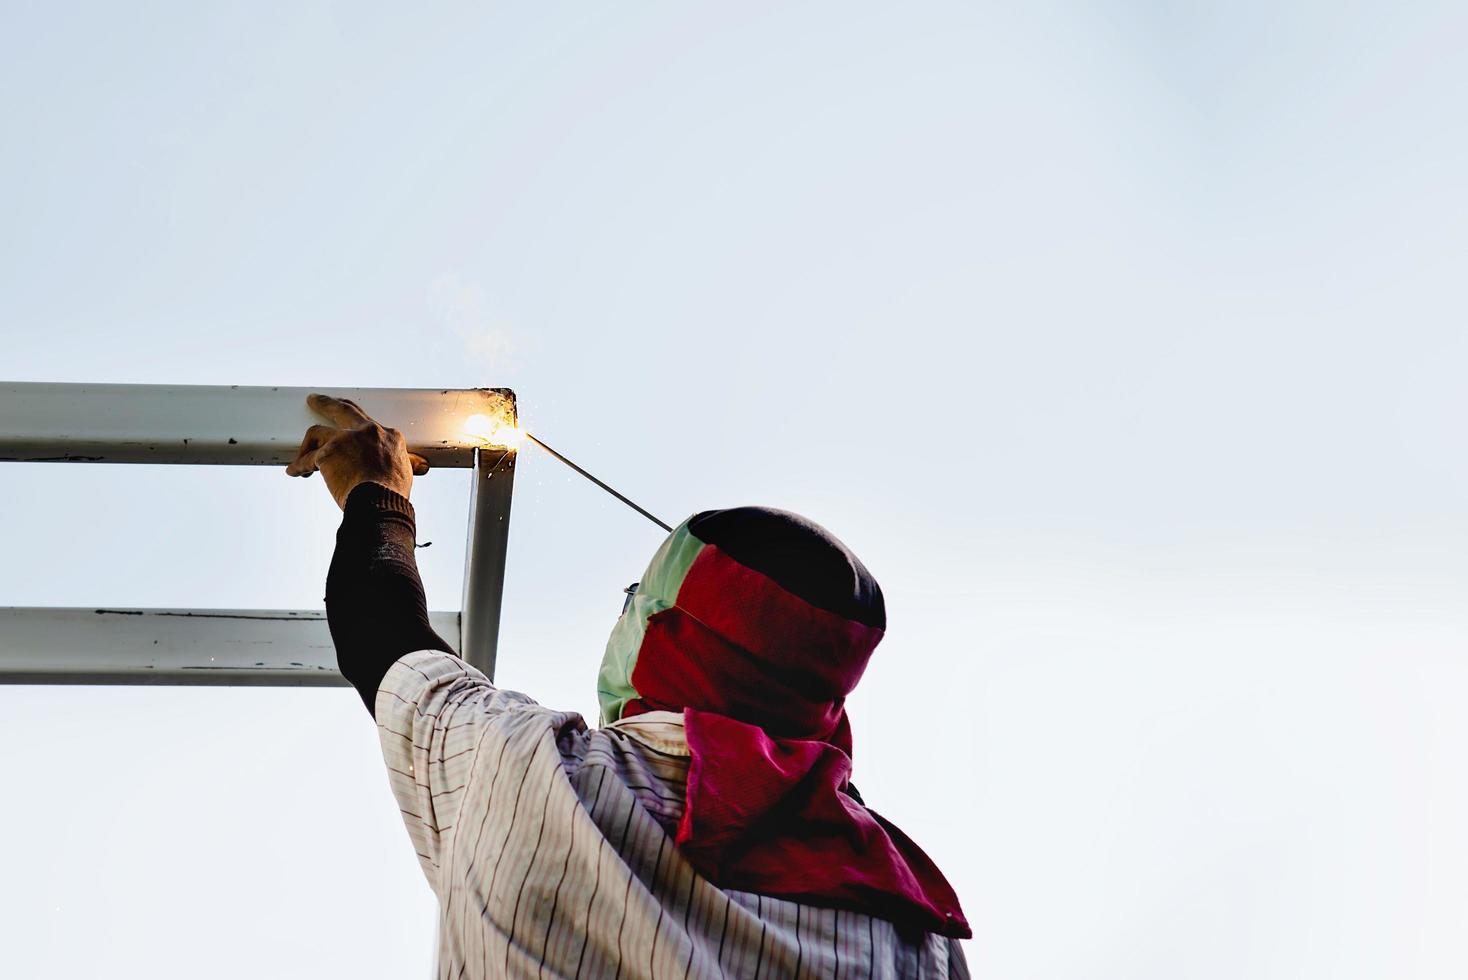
[3, 2, 1468, 977]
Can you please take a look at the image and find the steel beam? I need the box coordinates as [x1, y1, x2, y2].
[459, 447, 517, 680]
[0, 607, 461, 686]
[0, 382, 516, 467]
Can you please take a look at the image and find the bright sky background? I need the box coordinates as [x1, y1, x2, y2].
[3, 2, 1467, 977]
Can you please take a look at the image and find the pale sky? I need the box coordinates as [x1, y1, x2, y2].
[3, 2, 1468, 977]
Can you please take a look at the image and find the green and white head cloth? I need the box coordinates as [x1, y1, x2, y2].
[597, 518, 703, 725]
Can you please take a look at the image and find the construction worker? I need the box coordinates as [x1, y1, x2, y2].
[289, 393, 970, 978]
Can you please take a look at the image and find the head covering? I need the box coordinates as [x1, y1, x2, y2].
[598, 507, 970, 939]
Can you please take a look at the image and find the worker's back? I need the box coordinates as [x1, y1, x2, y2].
[378, 650, 970, 979]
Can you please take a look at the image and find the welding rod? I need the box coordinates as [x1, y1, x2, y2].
[523, 432, 674, 532]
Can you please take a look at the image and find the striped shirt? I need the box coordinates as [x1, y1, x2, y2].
[376, 649, 971, 979]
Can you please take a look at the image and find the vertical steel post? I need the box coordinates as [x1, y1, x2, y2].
[459, 446, 517, 679]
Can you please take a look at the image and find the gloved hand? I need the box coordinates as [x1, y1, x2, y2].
[285, 393, 430, 509]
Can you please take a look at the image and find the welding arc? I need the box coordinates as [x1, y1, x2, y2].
[523, 432, 673, 532]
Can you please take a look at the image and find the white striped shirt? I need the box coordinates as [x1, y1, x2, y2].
[376, 649, 970, 979]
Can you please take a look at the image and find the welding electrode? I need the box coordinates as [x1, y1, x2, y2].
[523, 432, 673, 533]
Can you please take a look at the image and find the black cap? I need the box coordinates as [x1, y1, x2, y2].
[686, 507, 886, 629]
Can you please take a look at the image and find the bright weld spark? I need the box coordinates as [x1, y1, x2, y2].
[462, 413, 671, 532]
[463, 413, 525, 448]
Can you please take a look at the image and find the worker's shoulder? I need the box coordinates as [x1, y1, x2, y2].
[377, 649, 589, 737]
[573, 714, 691, 814]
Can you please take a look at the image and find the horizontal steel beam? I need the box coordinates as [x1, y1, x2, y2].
[0, 382, 517, 467]
[0, 607, 462, 686]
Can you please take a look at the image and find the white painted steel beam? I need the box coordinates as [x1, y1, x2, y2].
[0, 382, 517, 467]
[460, 447, 516, 680]
[0, 607, 461, 686]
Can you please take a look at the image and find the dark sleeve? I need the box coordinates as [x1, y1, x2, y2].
[324, 481, 457, 717]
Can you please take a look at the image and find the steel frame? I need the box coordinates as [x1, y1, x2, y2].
[0, 383, 517, 685]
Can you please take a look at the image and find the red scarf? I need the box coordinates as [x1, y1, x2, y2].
[622, 545, 970, 939]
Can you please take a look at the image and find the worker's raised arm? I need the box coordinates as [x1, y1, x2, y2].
[323, 481, 457, 714]
[371, 649, 551, 882]
[292, 395, 569, 883]
[286, 392, 453, 714]
[289, 391, 523, 728]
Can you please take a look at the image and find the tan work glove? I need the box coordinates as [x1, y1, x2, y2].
[285, 393, 430, 509]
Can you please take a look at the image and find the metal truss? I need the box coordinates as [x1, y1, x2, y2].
[0, 382, 517, 685]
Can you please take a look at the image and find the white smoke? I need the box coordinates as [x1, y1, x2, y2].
[426, 272, 518, 368]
